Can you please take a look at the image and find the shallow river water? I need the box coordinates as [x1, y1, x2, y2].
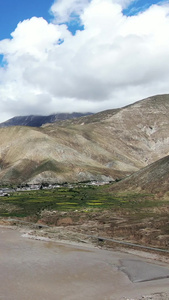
[0, 228, 169, 300]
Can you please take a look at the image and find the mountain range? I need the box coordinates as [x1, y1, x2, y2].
[0, 112, 93, 128]
[0, 94, 169, 192]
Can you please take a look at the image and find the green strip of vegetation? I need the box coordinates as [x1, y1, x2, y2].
[0, 184, 167, 219]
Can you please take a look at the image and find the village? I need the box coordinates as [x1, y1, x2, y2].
[0, 180, 111, 197]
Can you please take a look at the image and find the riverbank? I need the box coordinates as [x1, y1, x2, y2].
[2, 215, 169, 261]
[0, 222, 169, 300]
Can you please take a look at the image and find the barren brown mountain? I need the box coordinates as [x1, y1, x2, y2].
[0, 94, 169, 184]
[110, 154, 169, 198]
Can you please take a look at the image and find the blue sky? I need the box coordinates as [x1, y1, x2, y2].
[0, 0, 54, 39]
[0, 0, 165, 63]
[0, 0, 169, 121]
[123, 0, 167, 15]
[0, 0, 164, 65]
[0, 0, 165, 40]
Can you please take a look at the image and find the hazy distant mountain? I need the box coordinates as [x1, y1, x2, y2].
[0, 112, 93, 128]
[0, 94, 169, 184]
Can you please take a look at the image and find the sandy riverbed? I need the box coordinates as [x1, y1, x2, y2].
[0, 226, 169, 300]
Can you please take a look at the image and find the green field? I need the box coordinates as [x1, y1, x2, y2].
[0, 184, 166, 219]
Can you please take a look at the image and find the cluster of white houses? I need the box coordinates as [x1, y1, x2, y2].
[0, 180, 111, 197]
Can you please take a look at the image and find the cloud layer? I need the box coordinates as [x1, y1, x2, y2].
[0, 0, 169, 121]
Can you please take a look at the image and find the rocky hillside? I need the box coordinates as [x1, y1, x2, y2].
[0, 94, 169, 184]
[109, 155, 169, 197]
[0, 112, 93, 127]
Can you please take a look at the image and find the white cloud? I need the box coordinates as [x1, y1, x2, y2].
[113, 0, 134, 9]
[50, 0, 133, 23]
[0, 0, 169, 121]
[50, 0, 90, 23]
